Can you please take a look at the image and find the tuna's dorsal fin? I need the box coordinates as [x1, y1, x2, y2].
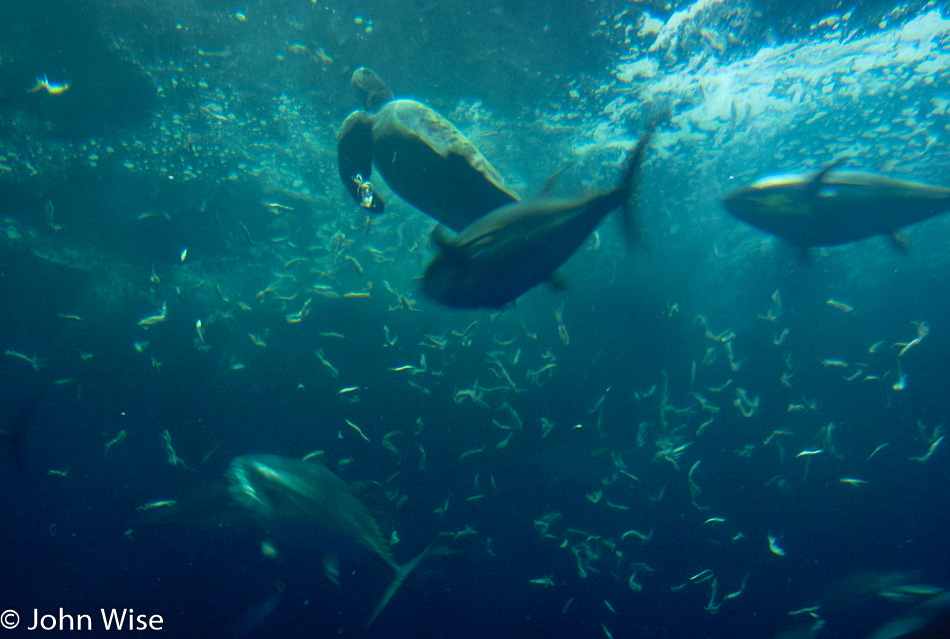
[430, 224, 455, 250]
[537, 163, 572, 196]
[348, 479, 381, 497]
[791, 244, 815, 266]
[806, 156, 851, 198]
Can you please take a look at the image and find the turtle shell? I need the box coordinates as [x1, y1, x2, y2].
[370, 99, 518, 232]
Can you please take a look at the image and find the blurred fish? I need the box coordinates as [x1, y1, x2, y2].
[1, 395, 40, 477]
[230, 588, 283, 639]
[868, 591, 950, 639]
[773, 572, 950, 639]
[721, 159, 950, 253]
[226, 454, 436, 628]
[422, 125, 655, 309]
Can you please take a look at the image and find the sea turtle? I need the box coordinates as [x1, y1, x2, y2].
[337, 67, 518, 232]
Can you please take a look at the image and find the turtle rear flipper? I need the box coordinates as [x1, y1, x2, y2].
[338, 111, 385, 212]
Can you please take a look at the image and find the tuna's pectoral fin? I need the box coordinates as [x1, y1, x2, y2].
[365, 543, 444, 628]
[430, 224, 455, 250]
[888, 231, 912, 255]
[548, 270, 569, 291]
[494, 299, 518, 312]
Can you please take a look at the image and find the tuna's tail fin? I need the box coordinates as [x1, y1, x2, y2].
[366, 543, 453, 628]
[620, 119, 659, 250]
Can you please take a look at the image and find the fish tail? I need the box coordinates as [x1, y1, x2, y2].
[365, 543, 436, 628]
[619, 121, 657, 250]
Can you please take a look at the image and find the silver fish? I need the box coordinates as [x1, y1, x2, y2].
[721, 158, 950, 251]
[227, 454, 434, 628]
[422, 125, 655, 309]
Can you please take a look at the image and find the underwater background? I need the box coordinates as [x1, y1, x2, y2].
[1, 0, 949, 637]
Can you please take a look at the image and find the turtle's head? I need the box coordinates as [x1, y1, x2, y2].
[351, 67, 393, 111]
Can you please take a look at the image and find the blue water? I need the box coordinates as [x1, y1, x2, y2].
[2, 1, 949, 637]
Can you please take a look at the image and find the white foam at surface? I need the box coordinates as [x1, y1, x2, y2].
[604, 9, 950, 176]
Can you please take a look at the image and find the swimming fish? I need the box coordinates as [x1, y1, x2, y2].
[422, 125, 655, 309]
[226, 454, 435, 628]
[721, 158, 950, 252]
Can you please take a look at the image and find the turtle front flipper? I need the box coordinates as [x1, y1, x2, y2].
[338, 110, 385, 213]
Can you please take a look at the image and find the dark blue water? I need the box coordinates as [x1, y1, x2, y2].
[2, 1, 949, 637]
